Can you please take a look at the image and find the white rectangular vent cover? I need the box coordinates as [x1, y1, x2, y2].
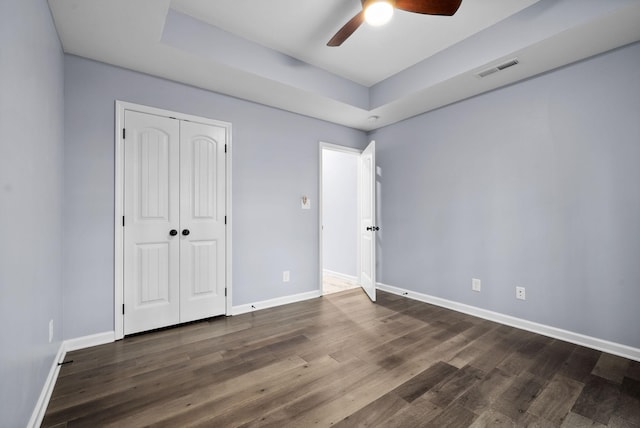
[476, 58, 519, 78]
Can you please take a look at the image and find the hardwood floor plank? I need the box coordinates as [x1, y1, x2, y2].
[528, 373, 584, 425]
[561, 411, 607, 427]
[527, 339, 575, 380]
[607, 415, 640, 428]
[448, 343, 488, 369]
[238, 358, 381, 427]
[492, 371, 546, 423]
[496, 333, 550, 376]
[456, 367, 513, 414]
[331, 391, 407, 427]
[571, 374, 621, 425]
[391, 361, 458, 403]
[382, 396, 443, 428]
[141, 354, 344, 427]
[118, 355, 309, 427]
[592, 353, 631, 384]
[622, 376, 640, 399]
[518, 412, 559, 427]
[276, 356, 458, 428]
[614, 393, 640, 426]
[422, 364, 485, 408]
[468, 408, 516, 428]
[468, 330, 528, 373]
[558, 345, 602, 383]
[627, 361, 640, 381]
[46, 355, 305, 427]
[424, 403, 477, 427]
[42, 290, 639, 427]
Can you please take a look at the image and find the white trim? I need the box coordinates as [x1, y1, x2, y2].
[231, 290, 321, 316]
[225, 125, 233, 317]
[114, 101, 232, 340]
[27, 343, 65, 428]
[114, 102, 124, 339]
[377, 282, 640, 362]
[318, 142, 363, 296]
[28, 331, 116, 427]
[319, 142, 363, 155]
[322, 269, 358, 283]
[64, 331, 115, 353]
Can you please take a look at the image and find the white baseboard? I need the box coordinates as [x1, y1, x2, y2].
[64, 331, 115, 352]
[377, 282, 640, 362]
[231, 290, 322, 315]
[28, 331, 115, 427]
[323, 269, 358, 283]
[27, 342, 65, 428]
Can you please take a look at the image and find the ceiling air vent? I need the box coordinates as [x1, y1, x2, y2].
[475, 58, 519, 78]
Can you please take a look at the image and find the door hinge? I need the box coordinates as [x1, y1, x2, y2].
[224, 288, 227, 297]
[122, 216, 125, 227]
[224, 215, 227, 225]
[122, 304, 125, 315]
[224, 144, 227, 153]
[122, 128, 126, 139]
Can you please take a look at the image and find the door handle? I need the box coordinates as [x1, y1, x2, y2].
[169, 229, 178, 236]
[366, 226, 380, 231]
[182, 229, 190, 236]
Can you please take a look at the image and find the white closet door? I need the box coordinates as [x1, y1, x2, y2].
[123, 111, 180, 334]
[179, 121, 227, 322]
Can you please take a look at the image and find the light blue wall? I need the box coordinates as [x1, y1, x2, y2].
[0, 1, 65, 426]
[369, 42, 640, 349]
[322, 150, 358, 277]
[63, 55, 368, 339]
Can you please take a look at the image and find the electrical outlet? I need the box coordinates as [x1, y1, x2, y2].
[472, 278, 481, 292]
[516, 286, 526, 300]
[283, 270, 290, 282]
[49, 319, 54, 343]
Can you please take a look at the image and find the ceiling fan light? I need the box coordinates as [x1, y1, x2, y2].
[364, 1, 394, 26]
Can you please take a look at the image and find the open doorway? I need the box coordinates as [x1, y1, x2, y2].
[320, 144, 360, 295]
[319, 141, 377, 302]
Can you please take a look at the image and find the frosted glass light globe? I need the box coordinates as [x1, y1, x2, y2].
[364, 1, 394, 26]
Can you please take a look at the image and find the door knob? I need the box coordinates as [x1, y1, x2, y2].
[366, 226, 380, 231]
[182, 229, 190, 236]
[169, 229, 178, 236]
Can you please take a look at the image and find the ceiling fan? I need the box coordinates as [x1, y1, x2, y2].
[327, 0, 464, 46]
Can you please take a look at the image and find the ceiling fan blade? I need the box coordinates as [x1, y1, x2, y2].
[395, 0, 463, 16]
[327, 11, 365, 46]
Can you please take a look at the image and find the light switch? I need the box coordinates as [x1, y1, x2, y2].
[301, 196, 311, 210]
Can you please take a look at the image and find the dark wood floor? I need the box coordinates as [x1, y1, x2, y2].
[43, 289, 640, 427]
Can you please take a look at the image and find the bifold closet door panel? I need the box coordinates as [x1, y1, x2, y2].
[179, 120, 227, 322]
[123, 111, 180, 335]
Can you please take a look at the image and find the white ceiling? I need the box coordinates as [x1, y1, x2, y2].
[48, 0, 640, 131]
[170, 0, 538, 86]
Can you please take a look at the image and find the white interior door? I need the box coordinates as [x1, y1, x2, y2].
[179, 121, 227, 322]
[359, 140, 376, 302]
[123, 110, 227, 335]
[123, 111, 180, 334]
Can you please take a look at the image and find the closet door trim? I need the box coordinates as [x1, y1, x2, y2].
[114, 100, 232, 340]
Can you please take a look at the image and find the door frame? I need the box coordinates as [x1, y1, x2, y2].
[318, 142, 363, 294]
[114, 100, 233, 340]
